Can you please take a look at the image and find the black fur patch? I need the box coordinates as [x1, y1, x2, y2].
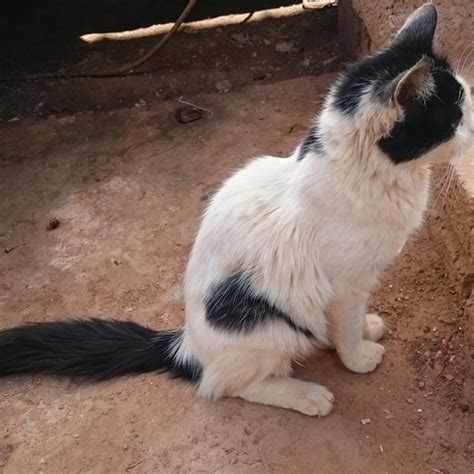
[205, 273, 314, 338]
[297, 122, 324, 160]
[0, 319, 202, 383]
[331, 4, 464, 164]
[378, 69, 463, 163]
[333, 49, 449, 115]
[333, 4, 445, 115]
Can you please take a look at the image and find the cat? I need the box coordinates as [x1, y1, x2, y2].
[0, 3, 472, 416]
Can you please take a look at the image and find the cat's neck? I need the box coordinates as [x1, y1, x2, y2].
[294, 122, 432, 232]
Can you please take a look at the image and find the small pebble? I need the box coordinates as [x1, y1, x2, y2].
[418, 381, 425, 389]
[215, 79, 232, 94]
[275, 41, 295, 53]
[134, 99, 146, 108]
[407, 398, 415, 404]
[46, 217, 60, 231]
[175, 106, 202, 123]
[360, 418, 371, 425]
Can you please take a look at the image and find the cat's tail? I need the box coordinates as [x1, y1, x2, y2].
[0, 318, 201, 381]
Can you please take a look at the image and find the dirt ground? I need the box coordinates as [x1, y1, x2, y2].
[0, 7, 472, 474]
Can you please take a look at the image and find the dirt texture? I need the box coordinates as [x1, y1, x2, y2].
[0, 73, 472, 473]
[0, 6, 473, 473]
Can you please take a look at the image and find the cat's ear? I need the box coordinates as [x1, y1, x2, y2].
[392, 56, 434, 108]
[381, 56, 434, 123]
[393, 3, 437, 52]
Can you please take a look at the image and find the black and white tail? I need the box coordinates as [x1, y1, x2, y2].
[0, 318, 201, 382]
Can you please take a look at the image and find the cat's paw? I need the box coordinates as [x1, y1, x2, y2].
[294, 384, 335, 417]
[363, 313, 385, 342]
[341, 341, 385, 374]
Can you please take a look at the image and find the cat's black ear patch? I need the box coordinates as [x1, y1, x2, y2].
[378, 68, 463, 164]
[393, 3, 437, 53]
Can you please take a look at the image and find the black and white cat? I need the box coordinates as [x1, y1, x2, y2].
[1, 4, 472, 416]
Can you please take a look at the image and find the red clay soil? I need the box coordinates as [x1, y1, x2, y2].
[0, 75, 472, 473]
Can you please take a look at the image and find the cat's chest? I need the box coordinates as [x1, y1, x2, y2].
[312, 185, 428, 277]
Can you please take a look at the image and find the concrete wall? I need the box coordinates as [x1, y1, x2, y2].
[339, 0, 474, 63]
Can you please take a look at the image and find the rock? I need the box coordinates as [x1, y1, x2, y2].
[175, 106, 203, 124]
[275, 41, 296, 53]
[134, 99, 146, 108]
[418, 381, 425, 389]
[438, 314, 456, 325]
[300, 57, 312, 67]
[215, 79, 232, 94]
[407, 397, 415, 404]
[360, 418, 371, 425]
[230, 32, 250, 46]
[252, 69, 266, 81]
[46, 217, 60, 231]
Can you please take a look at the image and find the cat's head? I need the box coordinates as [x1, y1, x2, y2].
[328, 3, 473, 165]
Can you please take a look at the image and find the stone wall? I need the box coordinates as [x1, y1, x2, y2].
[339, 0, 474, 62]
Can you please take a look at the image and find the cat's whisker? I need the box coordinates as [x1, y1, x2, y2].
[431, 166, 450, 209]
[463, 61, 474, 79]
[456, 45, 471, 74]
[440, 164, 455, 209]
[459, 48, 473, 76]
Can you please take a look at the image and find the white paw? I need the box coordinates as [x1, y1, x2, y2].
[363, 313, 385, 342]
[294, 384, 335, 417]
[342, 341, 385, 374]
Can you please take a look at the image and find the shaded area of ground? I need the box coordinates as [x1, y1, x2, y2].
[0, 76, 471, 473]
[0, 7, 343, 121]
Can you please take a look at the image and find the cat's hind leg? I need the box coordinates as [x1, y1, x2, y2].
[196, 347, 334, 416]
[237, 376, 335, 417]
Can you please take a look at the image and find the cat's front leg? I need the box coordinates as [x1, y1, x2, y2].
[327, 291, 385, 374]
[363, 313, 385, 342]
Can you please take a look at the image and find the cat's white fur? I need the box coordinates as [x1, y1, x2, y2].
[174, 18, 474, 415]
